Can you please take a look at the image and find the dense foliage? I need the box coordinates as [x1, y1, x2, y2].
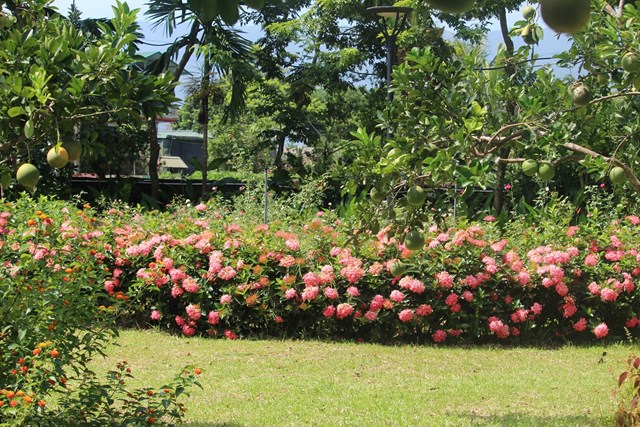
[0, 197, 199, 426]
[2, 194, 639, 349]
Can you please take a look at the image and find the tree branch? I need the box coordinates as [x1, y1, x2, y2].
[564, 141, 640, 193]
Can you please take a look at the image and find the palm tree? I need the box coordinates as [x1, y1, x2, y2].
[145, 0, 261, 198]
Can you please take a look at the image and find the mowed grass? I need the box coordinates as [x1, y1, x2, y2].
[91, 330, 639, 427]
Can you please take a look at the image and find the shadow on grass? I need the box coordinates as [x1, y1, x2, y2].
[459, 412, 608, 426]
[182, 423, 246, 427]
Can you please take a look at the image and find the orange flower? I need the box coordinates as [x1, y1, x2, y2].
[27, 219, 36, 227]
[245, 293, 259, 307]
[194, 368, 202, 375]
[23, 395, 32, 404]
[37, 400, 46, 408]
[9, 400, 18, 408]
[146, 390, 154, 396]
[5, 391, 14, 398]
[15, 391, 24, 397]
[49, 349, 59, 358]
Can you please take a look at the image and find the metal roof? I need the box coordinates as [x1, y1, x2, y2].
[159, 156, 189, 169]
[157, 129, 211, 140]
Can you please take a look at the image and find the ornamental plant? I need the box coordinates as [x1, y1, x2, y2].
[89, 194, 640, 345]
[614, 355, 640, 427]
[0, 196, 199, 426]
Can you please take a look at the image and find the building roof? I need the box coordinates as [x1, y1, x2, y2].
[159, 156, 189, 169]
[157, 129, 211, 140]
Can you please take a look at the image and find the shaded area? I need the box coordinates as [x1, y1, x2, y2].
[183, 424, 247, 427]
[457, 412, 607, 426]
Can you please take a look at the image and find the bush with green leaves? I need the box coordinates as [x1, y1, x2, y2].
[0, 196, 199, 426]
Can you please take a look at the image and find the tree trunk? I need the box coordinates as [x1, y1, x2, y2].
[492, 8, 516, 214]
[201, 51, 211, 200]
[274, 137, 285, 169]
[148, 116, 160, 199]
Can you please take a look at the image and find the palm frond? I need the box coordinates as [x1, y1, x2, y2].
[145, 0, 191, 36]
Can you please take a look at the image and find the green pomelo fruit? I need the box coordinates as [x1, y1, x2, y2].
[219, 0, 240, 25]
[16, 163, 40, 190]
[0, 171, 11, 190]
[406, 185, 427, 207]
[540, 0, 591, 34]
[389, 261, 408, 277]
[62, 139, 82, 161]
[521, 159, 538, 177]
[597, 73, 609, 85]
[370, 187, 384, 203]
[404, 230, 424, 251]
[522, 5, 536, 20]
[537, 162, 556, 181]
[424, 0, 476, 14]
[571, 83, 592, 106]
[47, 146, 69, 169]
[609, 166, 626, 185]
[622, 52, 640, 73]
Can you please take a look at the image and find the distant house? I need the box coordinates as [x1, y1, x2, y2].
[158, 130, 212, 175]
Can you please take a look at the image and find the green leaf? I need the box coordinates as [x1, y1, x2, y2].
[8, 106, 25, 117]
[24, 119, 34, 138]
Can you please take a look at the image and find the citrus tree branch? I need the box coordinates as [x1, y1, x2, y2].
[563, 142, 640, 193]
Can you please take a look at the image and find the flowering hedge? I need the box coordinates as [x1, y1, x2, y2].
[3, 196, 640, 350]
[89, 200, 639, 345]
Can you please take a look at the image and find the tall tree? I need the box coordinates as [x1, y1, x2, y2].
[145, 0, 267, 198]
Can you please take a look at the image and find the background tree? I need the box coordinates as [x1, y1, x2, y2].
[145, 0, 269, 198]
[0, 0, 176, 197]
[345, 0, 640, 240]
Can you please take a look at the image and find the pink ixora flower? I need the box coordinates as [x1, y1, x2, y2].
[323, 305, 336, 318]
[185, 304, 201, 320]
[389, 290, 405, 303]
[220, 294, 232, 304]
[336, 303, 355, 319]
[207, 311, 220, 325]
[150, 310, 162, 321]
[364, 310, 378, 321]
[435, 271, 454, 288]
[432, 329, 447, 343]
[398, 309, 414, 323]
[593, 323, 608, 339]
[416, 304, 433, 317]
[573, 318, 587, 332]
[195, 203, 207, 212]
[346, 286, 360, 297]
[284, 288, 298, 300]
[301, 286, 319, 302]
[224, 329, 238, 340]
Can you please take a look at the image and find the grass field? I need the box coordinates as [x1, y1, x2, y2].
[91, 330, 639, 426]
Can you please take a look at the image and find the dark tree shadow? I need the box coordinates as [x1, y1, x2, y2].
[458, 412, 608, 426]
[181, 423, 246, 427]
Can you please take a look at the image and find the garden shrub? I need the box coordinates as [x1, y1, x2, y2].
[92, 197, 640, 345]
[0, 196, 199, 426]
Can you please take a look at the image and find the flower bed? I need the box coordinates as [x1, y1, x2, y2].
[2, 197, 640, 346]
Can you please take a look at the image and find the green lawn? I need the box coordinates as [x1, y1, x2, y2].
[92, 330, 639, 426]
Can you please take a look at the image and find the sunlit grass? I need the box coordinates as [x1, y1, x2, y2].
[91, 330, 639, 426]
